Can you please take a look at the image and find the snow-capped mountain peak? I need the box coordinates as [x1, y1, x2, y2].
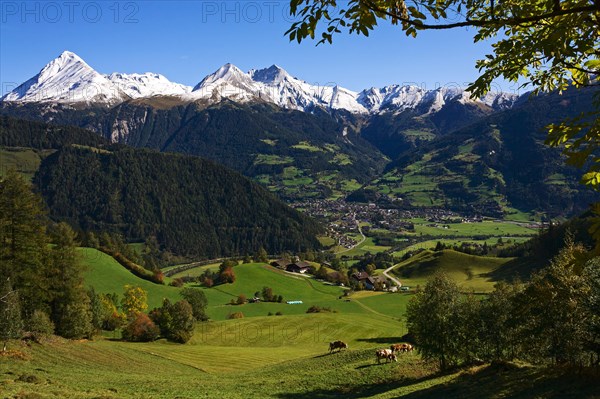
[2, 51, 520, 114]
[190, 63, 258, 102]
[38, 50, 87, 80]
[250, 65, 291, 84]
[194, 63, 249, 89]
[2, 50, 128, 104]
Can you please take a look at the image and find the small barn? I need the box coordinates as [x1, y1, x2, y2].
[286, 261, 312, 274]
[271, 259, 290, 269]
[352, 272, 388, 291]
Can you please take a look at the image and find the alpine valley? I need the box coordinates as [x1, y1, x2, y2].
[2, 47, 600, 399]
[1, 50, 597, 220]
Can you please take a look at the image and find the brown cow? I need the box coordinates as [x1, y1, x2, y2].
[390, 343, 414, 353]
[376, 348, 397, 363]
[329, 340, 348, 353]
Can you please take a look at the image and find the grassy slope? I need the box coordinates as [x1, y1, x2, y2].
[80, 248, 404, 320]
[2, 335, 597, 399]
[2, 248, 596, 398]
[80, 248, 183, 310]
[391, 249, 513, 292]
[410, 220, 538, 237]
[391, 237, 531, 257]
[0, 148, 44, 180]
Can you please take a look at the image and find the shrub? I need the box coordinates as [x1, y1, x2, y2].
[27, 310, 54, 339]
[228, 312, 244, 319]
[306, 306, 335, 314]
[152, 269, 165, 285]
[170, 278, 184, 287]
[55, 301, 93, 339]
[261, 287, 274, 302]
[122, 313, 159, 342]
[236, 294, 247, 305]
[201, 276, 214, 288]
[275, 311, 283, 316]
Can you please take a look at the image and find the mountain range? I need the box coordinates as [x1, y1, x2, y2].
[2, 51, 518, 114]
[2, 51, 597, 219]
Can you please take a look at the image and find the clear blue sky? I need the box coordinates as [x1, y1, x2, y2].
[0, 1, 522, 96]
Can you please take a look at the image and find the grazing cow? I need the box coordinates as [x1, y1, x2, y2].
[390, 343, 414, 354]
[329, 340, 348, 353]
[376, 348, 397, 363]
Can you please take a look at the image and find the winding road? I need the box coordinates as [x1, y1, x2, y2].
[383, 263, 403, 288]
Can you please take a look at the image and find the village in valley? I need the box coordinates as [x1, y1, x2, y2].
[291, 199, 544, 251]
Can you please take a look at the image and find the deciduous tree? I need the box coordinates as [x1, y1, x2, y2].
[406, 273, 462, 369]
[180, 287, 209, 321]
[121, 285, 148, 319]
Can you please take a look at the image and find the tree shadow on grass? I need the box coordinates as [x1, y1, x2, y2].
[354, 363, 386, 370]
[276, 363, 600, 399]
[275, 375, 443, 399]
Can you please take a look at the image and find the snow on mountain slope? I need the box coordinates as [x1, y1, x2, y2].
[107, 72, 191, 98]
[188, 64, 368, 112]
[2, 51, 518, 114]
[2, 51, 128, 104]
[358, 85, 425, 112]
[187, 63, 259, 103]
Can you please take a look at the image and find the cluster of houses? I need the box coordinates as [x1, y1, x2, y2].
[270, 258, 395, 292]
[291, 200, 474, 242]
[350, 271, 391, 291]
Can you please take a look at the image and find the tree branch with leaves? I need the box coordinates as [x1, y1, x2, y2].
[287, 0, 600, 241]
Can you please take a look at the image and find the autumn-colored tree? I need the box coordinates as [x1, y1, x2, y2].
[202, 276, 214, 288]
[218, 262, 236, 284]
[122, 312, 159, 342]
[121, 285, 148, 319]
[237, 294, 247, 305]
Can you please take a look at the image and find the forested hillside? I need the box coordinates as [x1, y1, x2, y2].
[35, 146, 322, 258]
[360, 100, 494, 159]
[356, 87, 599, 217]
[1, 101, 387, 200]
[0, 116, 108, 149]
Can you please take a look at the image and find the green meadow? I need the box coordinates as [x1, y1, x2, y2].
[2, 249, 597, 398]
[391, 249, 513, 292]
